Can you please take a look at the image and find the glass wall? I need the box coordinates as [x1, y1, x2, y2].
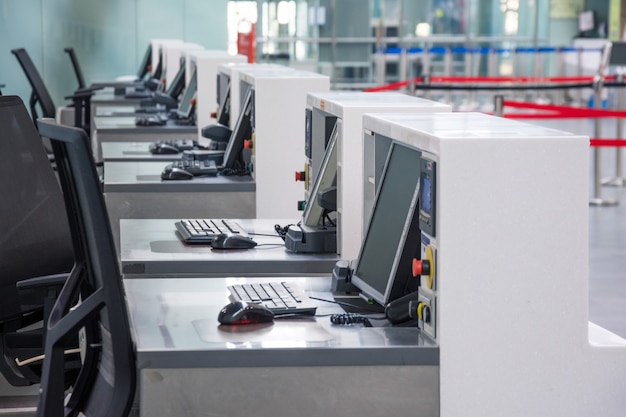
[232, 0, 565, 88]
[0, 0, 227, 114]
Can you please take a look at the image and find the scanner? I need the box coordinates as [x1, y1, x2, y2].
[284, 185, 338, 253]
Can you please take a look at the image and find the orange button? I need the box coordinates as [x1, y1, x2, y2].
[412, 258, 422, 277]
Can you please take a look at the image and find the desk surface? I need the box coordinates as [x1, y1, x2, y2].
[94, 116, 197, 135]
[120, 219, 340, 276]
[124, 276, 437, 368]
[103, 161, 255, 192]
[95, 105, 139, 117]
[91, 87, 144, 105]
[125, 276, 439, 417]
[102, 141, 183, 162]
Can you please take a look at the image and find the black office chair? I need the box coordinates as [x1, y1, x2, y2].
[12, 47, 97, 138]
[11, 48, 56, 121]
[64, 47, 86, 90]
[36, 118, 136, 417]
[0, 96, 75, 387]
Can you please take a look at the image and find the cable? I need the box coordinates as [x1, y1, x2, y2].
[248, 232, 285, 238]
[219, 168, 250, 176]
[329, 313, 374, 327]
[274, 223, 295, 240]
[308, 296, 386, 315]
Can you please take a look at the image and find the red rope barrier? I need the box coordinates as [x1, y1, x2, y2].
[363, 75, 617, 92]
[590, 139, 626, 147]
[501, 100, 626, 118]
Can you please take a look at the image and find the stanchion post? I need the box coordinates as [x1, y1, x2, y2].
[602, 71, 626, 186]
[494, 95, 504, 117]
[590, 75, 618, 206]
[423, 73, 431, 100]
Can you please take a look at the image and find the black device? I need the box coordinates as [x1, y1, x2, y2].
[161, 165, 194, 180]
[149, 142, 180, 154]
[285, 120, 338, 253]
[218, 301, 275, 325]
[216, 82, 232, 127]
[349, 141, 423, 308]
[161, 159, 217, 179]
[148, 65, 185, 110]
[418, 156, 436, 237]
[175, 65, 197, 120]
[161, 85, 253, 180]
[136, 66, 196, 128]
[137, 44, 153, 80]
[221, 86, 253, 170]
[211, 233, 258, 250]
[166, 63, 186, 99]
[135, 114, 167, 126]
[202, 124, 232, 143]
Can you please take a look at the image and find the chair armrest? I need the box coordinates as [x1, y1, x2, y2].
[16, 273, 69, 290]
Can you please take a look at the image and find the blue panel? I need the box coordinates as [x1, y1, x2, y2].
[0, 0, 44, 114]
[184, 0, 227, 49]
[42, 0, 137, 107]
[136, 0, 185, 54]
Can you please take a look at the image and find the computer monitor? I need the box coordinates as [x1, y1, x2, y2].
[176, 66, 197, 119]
[350, 141, 423, 306]
[221, 87, 253, 169]
[137, 44, 152, 80]
[302, 121, 338, 228]
[216, 82, 231, 127]
[166, 63, 186, 99]
[578, 10, 595, 33]
[608, 41, 626, 66]
[152, 48, 163, 80]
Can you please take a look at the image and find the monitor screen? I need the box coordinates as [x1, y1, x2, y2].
[608, 41, 626, 66]
[221, 87, 253, 169]
[216, 82, 231, 127]
[153, 48, 163, 80]
[137, 44, 152, 80]
[578, 10, 595, 33]
[303, 120, 338, 227]
[176, 66, 197, 119]
[350, 142, 422, 306]
[166, 63, 186, 99]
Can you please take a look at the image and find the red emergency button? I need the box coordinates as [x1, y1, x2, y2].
[412, 258, 431, 277]
[295, 171, 306, 182]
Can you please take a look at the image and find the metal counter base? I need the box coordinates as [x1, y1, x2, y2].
[141, 365, 439, 417]
[120, 219, 340, 277]
[124, 277, 440, 417]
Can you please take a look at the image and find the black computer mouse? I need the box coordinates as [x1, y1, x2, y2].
[218, 301, 274, 325]
[161, 165, 193, 180]
[154, 143, 180, 154]
[211, 233, 257, 249]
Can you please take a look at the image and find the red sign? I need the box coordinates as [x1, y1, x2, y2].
[237, 22, 255, 63]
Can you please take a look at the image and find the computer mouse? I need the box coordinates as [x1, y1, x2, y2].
[161, 164, 193, 180]
[152, 143, 179, 154]
[218, 301, 274, 325]
[210, 233, 258, 249]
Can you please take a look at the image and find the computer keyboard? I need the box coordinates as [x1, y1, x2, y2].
[171, 159, 218, 176]
[135, 114, 167, 126]
[175, 218, 248, 243]
[228, 282, 318, 315]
